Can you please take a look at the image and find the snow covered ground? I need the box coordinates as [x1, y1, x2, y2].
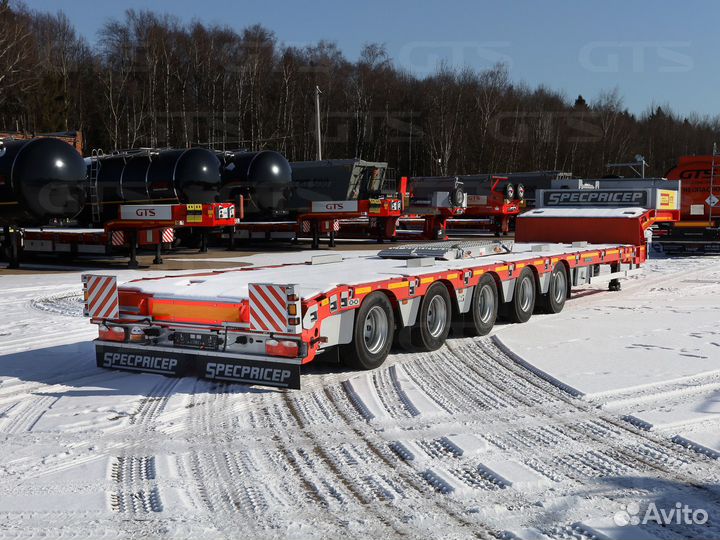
[0, 250, 718, 539]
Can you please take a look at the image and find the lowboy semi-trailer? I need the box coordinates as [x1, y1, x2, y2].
[82, 180, 680, 389]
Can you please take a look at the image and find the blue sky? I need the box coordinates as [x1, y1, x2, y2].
[23, 0, 718, 118]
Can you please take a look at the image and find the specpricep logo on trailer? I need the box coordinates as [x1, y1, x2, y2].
[205, 362, 295, 386]
[96, 343, 190, 376]
[542, 190, 649, 207]
[101, 351, 178, 374]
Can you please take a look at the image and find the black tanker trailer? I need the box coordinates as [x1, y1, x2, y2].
[0, 137, 87, 226]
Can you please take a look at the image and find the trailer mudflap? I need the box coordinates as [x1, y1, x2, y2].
[201, 357, 300, 389]
[96, 342, 192, 377]
[95, 341, 302, 389]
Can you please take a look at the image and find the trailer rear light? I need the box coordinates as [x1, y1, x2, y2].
[289, 316, 301, 326]
[99, 325, 126, 342]
[288, 304, 297, 316]
[128, 326, 147, 343]
[287, 293, 299, 302]
[266, 339, 299, 358]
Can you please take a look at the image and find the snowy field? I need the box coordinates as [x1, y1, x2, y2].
[0, 250, 718, 539]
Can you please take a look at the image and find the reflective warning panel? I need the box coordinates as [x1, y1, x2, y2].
[82, 274, 119, 320]
[249, 283, 288, 332]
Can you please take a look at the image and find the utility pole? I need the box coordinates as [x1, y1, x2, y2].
[315, 86, 323, 161]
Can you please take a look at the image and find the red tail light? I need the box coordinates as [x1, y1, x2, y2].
[99, 325, 126, 342]
[265, 339, 299, 358]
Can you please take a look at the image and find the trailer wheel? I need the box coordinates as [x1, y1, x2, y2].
[341, 292, 395, 370]
[412, 283, 451, 351]
[507, 268, 535, 323]
[541, 264, 567, 314]
[468, 274, 498, 336]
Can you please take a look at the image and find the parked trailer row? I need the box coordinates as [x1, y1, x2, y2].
[4, 203, 237, 268]
[82, 181, 680, 389]
[225, 175, 524, 247]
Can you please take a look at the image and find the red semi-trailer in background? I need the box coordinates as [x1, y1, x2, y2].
[660, 154, 720, 252]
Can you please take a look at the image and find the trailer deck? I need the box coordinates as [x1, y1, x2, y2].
[121, 241, 626, 303]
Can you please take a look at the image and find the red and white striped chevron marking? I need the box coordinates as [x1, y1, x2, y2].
[249, 283, 288, 332]
[111, 231, 125, 246]
[161, 228, 174, 243]
[82, 274, 119, 319]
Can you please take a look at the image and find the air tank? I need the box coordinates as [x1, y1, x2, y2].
[219, 150, 292, 218]
[88, 148, 222, 223]
[0, 137, 87, 226]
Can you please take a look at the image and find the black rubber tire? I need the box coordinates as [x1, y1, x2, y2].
[341, 291, 395, 370]
[412, 283, 452, 351]
[450, 185, 465, 207]
[467, 274, 499, 336]
[507, 267, 536, 323]
[541, 264, 568, 314]
[504, 183, 515, 200]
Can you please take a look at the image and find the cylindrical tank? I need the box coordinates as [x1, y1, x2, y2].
[87, 147, 222, 223]
[219, 150, 292, 218]
[147, 148, 222, 204]
[0, 137, 87, 226]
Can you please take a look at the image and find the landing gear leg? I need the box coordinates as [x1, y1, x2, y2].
[128, 230, 139, 269]
[375, 218, 386, 244]
[311, 223, 320, 250]
[228, 227, 235, 251]
[5, 226, 20, 269]
[200, 231, 208, 253]
[328, 230, 336, 248]
[153, 242, 163, 265]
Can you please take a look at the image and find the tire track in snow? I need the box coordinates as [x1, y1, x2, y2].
[449, 338, 720, 502]
[108, 455, 163, 514]
[321, 385, 502, 539]
[128, 377, 180, 427]
[1, 395, 58, 434]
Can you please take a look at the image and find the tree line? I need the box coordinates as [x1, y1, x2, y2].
[1, 0, 718, 178]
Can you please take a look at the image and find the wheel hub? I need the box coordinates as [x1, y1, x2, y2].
[363, 306, 388, 354]
[553, 270, 566, 304]
[519, 277, 534, 312]
[477, 285, 495, 322]
[426, 295, 447, 338]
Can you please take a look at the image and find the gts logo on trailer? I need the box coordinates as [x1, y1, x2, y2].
[103, 352, 177, 373]
[134, 208, 156, 217]
[206, 362, 293, 384]
[543, 190, 648, 207]
[323, 203, 346, 211]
